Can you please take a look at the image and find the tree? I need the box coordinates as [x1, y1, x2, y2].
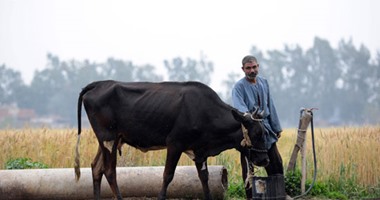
[0, 64, 28, 106]
[304, 37, 341, 123]
[25, 53, 164, 126]
[101, 58, 134, 81]
[269, 45, 311, 126]
[164, 53, 214, 85]
[366, 51, 380, 124]
[260, 48, 292, 125]
[74, 59, 104, 87]
[226, 38, 379, 126]
[220, 72, 240, 104]
[99, 58, 163, 82]
[337, 39, 374, 123]
[134, 64, 163, 82]
[28, 54, 68, 115]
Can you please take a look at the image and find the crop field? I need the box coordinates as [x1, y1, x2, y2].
[1, 126, 379, 190]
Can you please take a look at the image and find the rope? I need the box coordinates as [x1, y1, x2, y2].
[240, 112, 262, 147]
[245, 169, 255, 189]
[240, 124, 252, 147]
[297, 135, 306, 140]
[240, 112, 265, 189]
[244, 158, 256, 189]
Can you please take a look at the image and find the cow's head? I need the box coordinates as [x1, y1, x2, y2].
[232, 108, 269, 167]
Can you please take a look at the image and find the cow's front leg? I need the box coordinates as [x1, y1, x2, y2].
[195, 161, 212, 200]
[158, 146, 182, 200]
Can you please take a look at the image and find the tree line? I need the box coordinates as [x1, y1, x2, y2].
[1, 37, 379, 127]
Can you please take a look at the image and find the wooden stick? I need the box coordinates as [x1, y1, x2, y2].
[286, 109, 312, 172]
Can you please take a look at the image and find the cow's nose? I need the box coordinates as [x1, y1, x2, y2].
[254, 158, 270, 167]
[263, 158, 270, 167]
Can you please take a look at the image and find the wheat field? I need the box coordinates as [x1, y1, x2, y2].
[1, 126, 379, 188]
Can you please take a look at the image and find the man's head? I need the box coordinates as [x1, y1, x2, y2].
[241, 55, 259, 80]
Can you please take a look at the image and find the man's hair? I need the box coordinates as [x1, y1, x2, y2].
[242, 55, 258, 66]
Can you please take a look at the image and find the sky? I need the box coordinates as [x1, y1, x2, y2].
[0, 0, 379, 90]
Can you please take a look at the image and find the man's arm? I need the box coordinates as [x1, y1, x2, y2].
[232, 84, 250, 113]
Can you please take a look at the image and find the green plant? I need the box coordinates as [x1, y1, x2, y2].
[307, 180, 328, 196]
[285, 170, 302, 196]
[226, 178, 245, 199]
[325, 191, 348, 200]
[5, 157, 49, 169]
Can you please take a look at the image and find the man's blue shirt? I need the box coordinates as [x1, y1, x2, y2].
[232, 76, 282, 149]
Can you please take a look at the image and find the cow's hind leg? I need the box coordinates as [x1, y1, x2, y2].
[158, 146, 182, 200]
[195, 161, 212, 200]
[91, 146, 104, 200]
[103, 140, 123, 200]
[91, 143, 123, 200]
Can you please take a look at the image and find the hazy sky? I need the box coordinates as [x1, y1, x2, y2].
[0, 0, 379, 89]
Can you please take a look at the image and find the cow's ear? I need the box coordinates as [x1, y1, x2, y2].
[231, 109, 249, 123]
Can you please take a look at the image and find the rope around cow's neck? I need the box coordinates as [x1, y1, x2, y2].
[240, 115, 265, 189]
[240, 124, 252, 147]
[241, 124, 256, 189]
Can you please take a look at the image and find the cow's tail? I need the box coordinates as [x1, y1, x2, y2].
[75, 83, 95, 182]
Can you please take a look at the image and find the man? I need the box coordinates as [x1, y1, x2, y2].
[232, 55, 283, 176]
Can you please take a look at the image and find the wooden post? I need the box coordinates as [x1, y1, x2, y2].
[286, 109, 313, 193]
[287, 109, 312, 172]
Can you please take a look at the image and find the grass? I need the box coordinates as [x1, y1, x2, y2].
[1, 126, 379, 199]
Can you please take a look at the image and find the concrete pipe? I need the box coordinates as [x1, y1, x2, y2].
[0, 165, 228, 200]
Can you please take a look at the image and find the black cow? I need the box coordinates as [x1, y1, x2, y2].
[74, 80, 269, 200]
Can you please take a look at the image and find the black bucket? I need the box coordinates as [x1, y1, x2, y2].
[252, 175, 286, 200]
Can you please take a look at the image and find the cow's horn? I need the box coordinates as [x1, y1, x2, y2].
[253, 107, 259, 115]
[259, 110, 264, 117]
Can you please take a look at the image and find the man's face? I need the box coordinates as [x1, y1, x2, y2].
[242, 61, 259, 80]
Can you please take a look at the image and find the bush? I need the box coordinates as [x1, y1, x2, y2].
[285, 170, 302, 196]
[307, 180, 328, 196]
[226, 178, 246, 199]
[5, 157, 49, 169]
[325, 191, 348, 200]
[285, 170, 329, 197]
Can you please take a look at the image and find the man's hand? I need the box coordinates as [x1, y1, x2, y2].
[277, 131, 282, 138]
